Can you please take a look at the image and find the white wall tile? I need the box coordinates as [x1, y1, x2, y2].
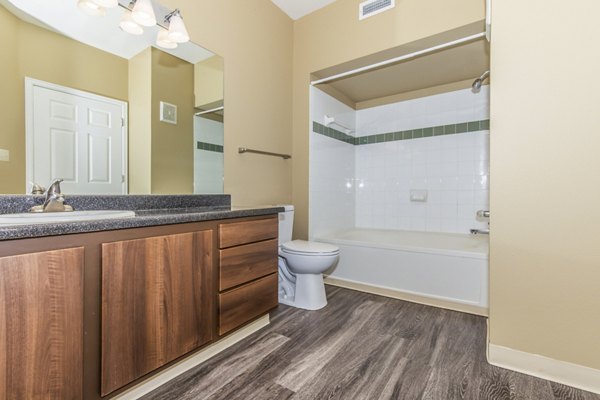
[309, 87, 356, 238]
[354, 88, 489, 234]
[194, 117, 224, 194]
[310, 86, 489, 236]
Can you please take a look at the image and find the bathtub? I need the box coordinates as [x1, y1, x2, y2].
[315, 228, 489, 316]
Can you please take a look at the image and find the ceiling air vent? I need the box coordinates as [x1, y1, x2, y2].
[359, 0, 395, 20]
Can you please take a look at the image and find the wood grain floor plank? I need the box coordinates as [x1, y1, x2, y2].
[551, 381, 589, 400]
[140, 332, 289, 400]
[142, 287, 600, 400]
[291, 333, 405, 400]
[275, 300, 384, 391]
[507, 370, 554, 400]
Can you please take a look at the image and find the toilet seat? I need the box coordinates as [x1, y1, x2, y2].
[281, 240, 339, 256]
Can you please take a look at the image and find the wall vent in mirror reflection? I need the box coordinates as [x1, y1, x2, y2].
[160, 101, 178, 124]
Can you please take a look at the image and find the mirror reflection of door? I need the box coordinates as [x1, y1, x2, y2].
[26, 79, 127, 194]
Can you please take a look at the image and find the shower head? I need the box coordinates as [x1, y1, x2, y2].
[472, 70, 490, 92]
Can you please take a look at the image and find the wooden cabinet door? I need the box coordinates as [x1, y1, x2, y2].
[0, 248, 84, 400]
[219, 273, 278, 335]
[219, 217, 278, 248]
[219, 239, 278, 291]
[101, 231, 213, 396]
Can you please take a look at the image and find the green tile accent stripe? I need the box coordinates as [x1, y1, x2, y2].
[313, 121, 357, 145]
[312, 119, 489, 146]
[197, 141, 224, 153]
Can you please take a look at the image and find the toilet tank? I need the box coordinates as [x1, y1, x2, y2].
[278, 205, 294, 245]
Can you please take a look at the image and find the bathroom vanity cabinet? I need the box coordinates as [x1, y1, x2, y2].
[218, 219, 279, 335]
[101, 230, 214, 395]
[0, 213, 279, 400]
[0, 248, 84, 400]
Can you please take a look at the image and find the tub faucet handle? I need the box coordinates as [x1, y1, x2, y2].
[476, 210, 490, 218]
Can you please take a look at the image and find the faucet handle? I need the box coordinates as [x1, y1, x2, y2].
[476, 210, 490, 218]
[29, 182, 46, 195]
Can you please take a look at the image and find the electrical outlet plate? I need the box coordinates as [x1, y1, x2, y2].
[0, 149, 9, 162]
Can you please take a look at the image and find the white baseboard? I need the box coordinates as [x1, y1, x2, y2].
[113, 315, 270, 400]
[324, 276, 488, 317]
[488, 344, 600, 395]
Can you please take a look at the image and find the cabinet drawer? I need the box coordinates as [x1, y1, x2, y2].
[219, 217, 278, 248]
[219, 273, 278, 335]
[220, 239, 278, 291]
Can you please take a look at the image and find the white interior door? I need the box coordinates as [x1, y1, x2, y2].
[26, 79, 127, 194]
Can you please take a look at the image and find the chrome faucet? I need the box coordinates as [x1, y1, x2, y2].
[29, 179, 74, 213]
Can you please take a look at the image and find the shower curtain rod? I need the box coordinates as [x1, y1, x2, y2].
[310, 32, 486, 86]
[195, 106, 224, 116]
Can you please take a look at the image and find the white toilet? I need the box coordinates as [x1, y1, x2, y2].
[278, 205, 339, 310]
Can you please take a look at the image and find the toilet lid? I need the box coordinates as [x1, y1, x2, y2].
[281, 240, 339, 255]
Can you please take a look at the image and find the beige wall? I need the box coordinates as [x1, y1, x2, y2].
[292, 0, 486, 238]
[128, 48, 152, 194]
[150, 48, 194, 194]
[489, 0, 600, 370]
[162, 0, 294, 207]
[0, 6, 21, 193]
[0, 6, 127, 194]
[128, 48, 195, 194]
[194, 55, 224, 109]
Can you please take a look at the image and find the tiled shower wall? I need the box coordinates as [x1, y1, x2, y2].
[309, 86, 356, 237]
[355, 87, 490, 233]
[309, 86, 490, 236]
[194, 116, 224, 194]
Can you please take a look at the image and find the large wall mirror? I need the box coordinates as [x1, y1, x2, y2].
[0, 0, 224, 195]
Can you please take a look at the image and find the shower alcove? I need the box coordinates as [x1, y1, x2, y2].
[308, 21, 491, 314]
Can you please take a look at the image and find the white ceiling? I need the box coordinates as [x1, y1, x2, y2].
[1, 0, 215, 63]
[271, 0, 337, 20]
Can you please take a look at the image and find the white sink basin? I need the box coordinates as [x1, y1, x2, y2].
[0, 210, 136, 225]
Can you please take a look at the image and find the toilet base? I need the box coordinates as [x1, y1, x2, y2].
[279, 273, 327, 310]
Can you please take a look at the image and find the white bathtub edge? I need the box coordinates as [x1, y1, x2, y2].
[488, 344, 600, 395]
[315, 236, 488, 260]
[324, 276, 488, 317]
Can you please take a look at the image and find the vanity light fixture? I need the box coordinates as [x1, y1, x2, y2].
[156, 29, 177, 49]
[77, 0, 106, 16]
[119, 9, 144, 35]
[165, 9, 189, 43]
[89, 0, 119, 8]
[77, 0, 190, 47]
[131, 0, 157, 27]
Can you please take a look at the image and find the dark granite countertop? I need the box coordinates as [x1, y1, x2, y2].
[0, 195, 284, 241]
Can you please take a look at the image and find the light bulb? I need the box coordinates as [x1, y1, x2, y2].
[132, 0, 156, 27]
[77, 0, 106, 17]
[167, 12, 189, 43]
[89, 0, 118, 8]
[156, 30, 177, 49]
[119, 10, 143, 35]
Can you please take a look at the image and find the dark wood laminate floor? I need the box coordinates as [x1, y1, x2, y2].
[142, 286, 600, 400]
